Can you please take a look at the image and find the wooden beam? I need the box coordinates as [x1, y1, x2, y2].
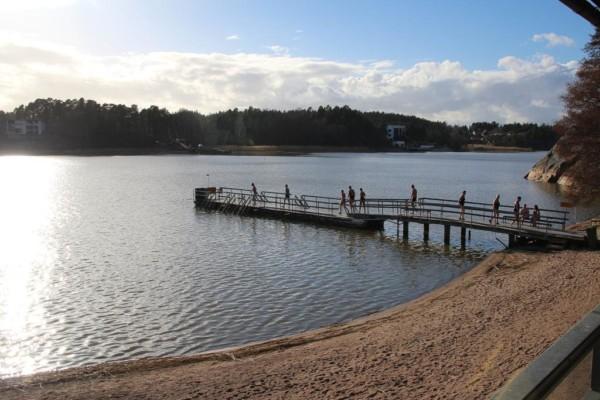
[560, 0, 600, 28]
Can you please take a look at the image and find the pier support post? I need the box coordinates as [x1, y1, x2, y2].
[587, 227, 599, 250]
[423, 223, 429, 241]
[460, 227, 466, 249]
[508, 234, 515, 248]
[403, 220, 409, 240]
[443, 224, 451, 245]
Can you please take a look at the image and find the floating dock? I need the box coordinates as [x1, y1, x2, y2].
[195, 187, 385, 229]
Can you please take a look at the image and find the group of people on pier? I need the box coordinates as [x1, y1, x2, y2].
[488, 194, 541, 227]
[339, 186, 367, 214]
[426, 186, 541, 227]
[251, 182, 543, 228]
[503, 195, 542, 228]
[420, 186, 542, 227]
[343, 183, 542, 227]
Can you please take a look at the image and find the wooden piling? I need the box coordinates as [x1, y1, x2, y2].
[423, 223, 429, 241]
[403, 220, 409, 240]
[460, 227, 466, 248]
[587, 227, 598, 250]
[444, 224, 451, 245]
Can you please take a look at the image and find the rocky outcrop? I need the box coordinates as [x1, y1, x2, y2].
[525, 138, 600, 198]
[524, 147, 576, 184]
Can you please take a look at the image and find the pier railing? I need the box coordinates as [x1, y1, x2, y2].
[202, 188, 341, 217]
[418, 198, 569, 232]
[200, 188, 413, 218]
[493, 304, 600, 400]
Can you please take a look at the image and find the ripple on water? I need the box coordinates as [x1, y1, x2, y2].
[7, 154, 580, 377]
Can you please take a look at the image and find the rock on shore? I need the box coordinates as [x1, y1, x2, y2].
[524, 146, 575, 184]
[525, 138, 600, 197]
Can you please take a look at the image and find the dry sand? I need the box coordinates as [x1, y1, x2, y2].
[2, 250, 600, 400]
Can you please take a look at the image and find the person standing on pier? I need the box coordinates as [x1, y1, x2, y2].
[512, 196, 522, 226]
[491, 194, 501, 224]
[359, 188, 366, 213]
[251, 182, 258, 204]
[339, 189, 347, 214]
[521, 203, 530, 223]
[532, 205, 541, 227]
[283, 184, 291, 208]
[348, 186, 356, 213]
[410, 184, 418, 209]
[458, 190, 466, 220]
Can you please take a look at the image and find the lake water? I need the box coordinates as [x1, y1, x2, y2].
[1, 152, 598, 377]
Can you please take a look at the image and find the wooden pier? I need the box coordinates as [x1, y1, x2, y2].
[194, 187, 590, 249]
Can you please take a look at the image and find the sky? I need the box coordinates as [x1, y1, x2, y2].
[0, 0, 596, 124]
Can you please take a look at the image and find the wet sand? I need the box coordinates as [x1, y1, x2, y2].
[2, 250, 600, 399]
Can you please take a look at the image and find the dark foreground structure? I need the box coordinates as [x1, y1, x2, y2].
[494, 303, 600, 399]
[194, 187, 594, 249]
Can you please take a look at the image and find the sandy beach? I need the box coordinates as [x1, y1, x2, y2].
[2, 250, 599, 399]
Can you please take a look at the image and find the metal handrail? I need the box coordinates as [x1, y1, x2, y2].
[420, 197, 569, 216]
[493, 305, 600, 400]
[252, 190, 341, 217]
[417, 205, 555, 230]
[419, 198, 568, 231]
[420, 198, 568, 219]
[236, 196, 252, 216]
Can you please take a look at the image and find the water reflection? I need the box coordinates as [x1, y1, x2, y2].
[0, 157, 64, 376]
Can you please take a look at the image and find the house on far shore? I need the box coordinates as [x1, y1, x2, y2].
[6, 119, 45, 137]
[386, 124, 407, 148]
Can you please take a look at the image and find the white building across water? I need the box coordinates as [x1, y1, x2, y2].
[6, 119, 45, 136]
[386, 124, 406, 148]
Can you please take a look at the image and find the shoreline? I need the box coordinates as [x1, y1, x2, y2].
[0, 144, 539, 157]
[2, 249, 600, 399]
[464, 144, 534, 152]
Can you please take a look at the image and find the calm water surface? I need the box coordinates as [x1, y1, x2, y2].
[1, 152, 598, 377]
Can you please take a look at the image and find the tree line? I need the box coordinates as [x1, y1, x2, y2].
[0, 98, 558, 150]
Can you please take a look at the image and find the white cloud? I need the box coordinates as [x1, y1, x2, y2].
[531, 99, 550, 108]
[532, 33, 575, 47]
[267, 45, 290, 56]
[0, 38, 578, 124]
[225, 35, 240, 41]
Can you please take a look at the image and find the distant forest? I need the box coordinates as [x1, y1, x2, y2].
[0, 98, 559, 151]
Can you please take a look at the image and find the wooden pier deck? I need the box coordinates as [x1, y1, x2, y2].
[194, 187, 590, 248]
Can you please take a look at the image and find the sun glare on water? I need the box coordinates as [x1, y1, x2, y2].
[0, 156, 64, 376]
